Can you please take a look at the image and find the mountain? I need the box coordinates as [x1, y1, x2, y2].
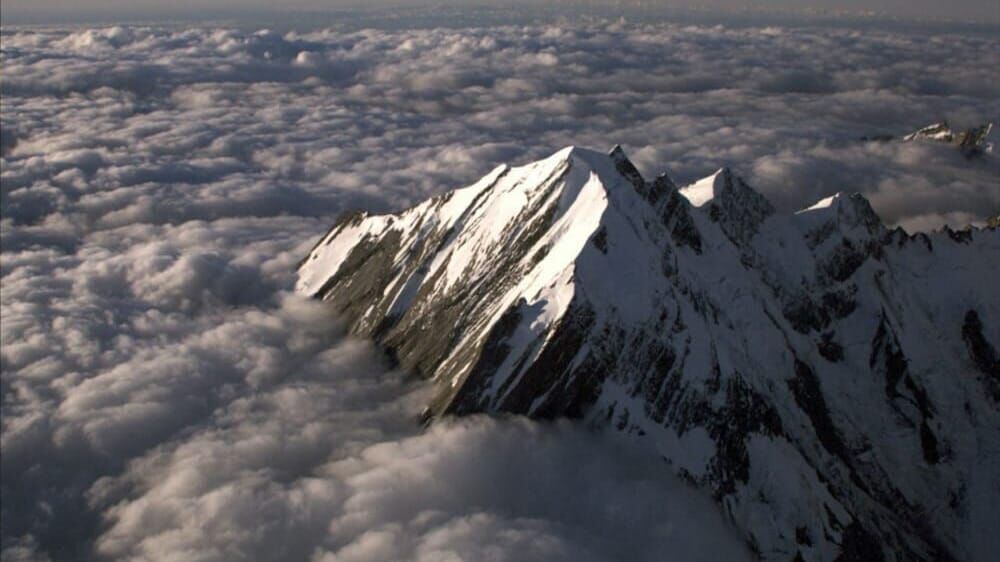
[296, 146, 1000, 562]
[894, 121, 994, 156]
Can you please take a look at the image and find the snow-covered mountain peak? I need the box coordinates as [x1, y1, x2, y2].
[901, 121, 995, 156]
[799, 191, 876, 218]
[679, 167, 732, 207]
[680, 166, 775, 246]
[794, 191, 885, 243]
[549, 144, 655, 196]
[297, 146, 1000, 562]
[903, 121, 954, 142]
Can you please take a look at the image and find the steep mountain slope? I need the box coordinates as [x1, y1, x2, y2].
[296, 146, 1000, 562]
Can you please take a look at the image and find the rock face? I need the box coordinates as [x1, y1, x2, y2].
[297, 146, 1000, 562]
[901, 121, 994, 156]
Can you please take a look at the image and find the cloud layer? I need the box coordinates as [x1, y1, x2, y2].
[1, 17, 997, 561]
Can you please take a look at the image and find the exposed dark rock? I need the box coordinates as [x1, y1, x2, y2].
[610, 144, 647, 194]
[316, 230, 402, 324]
[702, 168, 774, 247]
[943, 226, 973, 244]
[870, 314, 908, 400]
[796, 525, 813, 547]
[822, 239, 871, 282]
[823, 288, 857, 319]
[784, 296, 831, 334]
[919, 420, 940, 465]
[834, 521, 885, 562]
[591, 226, 609, 253]
[962, 309, 1000, 400]
[818, 333, 844, 362]
[658, 190, 703, 254]
[494, 301, 601, 418]
[788, 359, 850, 466]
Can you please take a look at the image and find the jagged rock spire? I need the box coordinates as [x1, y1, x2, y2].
[608, 144, 646, 191]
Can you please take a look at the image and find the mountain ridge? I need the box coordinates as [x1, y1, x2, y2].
[297, 145, 1000, 562]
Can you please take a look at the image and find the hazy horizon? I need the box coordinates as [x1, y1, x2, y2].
[3, 0, 999, 27]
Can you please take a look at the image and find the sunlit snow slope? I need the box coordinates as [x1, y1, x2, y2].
[298, 146, 1000, 562]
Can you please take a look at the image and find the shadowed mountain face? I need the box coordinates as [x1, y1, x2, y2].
[297, 146, 1000, 562]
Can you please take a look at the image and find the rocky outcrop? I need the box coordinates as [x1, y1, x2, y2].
[899, 121, 994, 156]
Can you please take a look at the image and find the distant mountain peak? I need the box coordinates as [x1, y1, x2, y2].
[297, 146, 1000, 562]
[902, 121, 994, 156]
[903, 121, 955, 142]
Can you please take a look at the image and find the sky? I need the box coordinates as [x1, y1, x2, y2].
[3, 0, 1000, 25]
[2, 6, 999, 562]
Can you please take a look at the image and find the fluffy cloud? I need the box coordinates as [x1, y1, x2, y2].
[1, 221, 748, 560]
[1, 15, 997, 561]
[3, 22, 997, 228]
[90, 408, 747, 562]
